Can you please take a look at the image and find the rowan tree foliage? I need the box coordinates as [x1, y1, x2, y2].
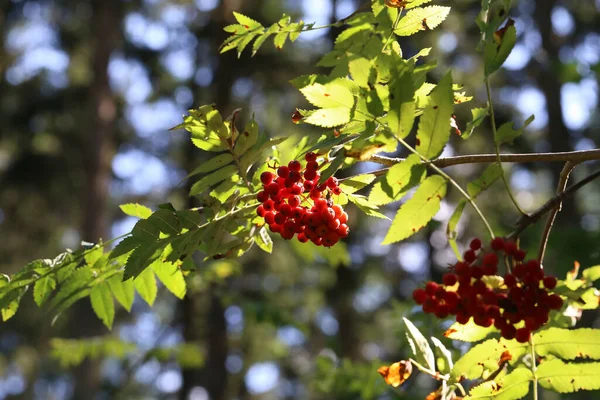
[1, 0, 600, 399]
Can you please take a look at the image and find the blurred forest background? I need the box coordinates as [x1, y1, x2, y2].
[0, 0, 599, 399]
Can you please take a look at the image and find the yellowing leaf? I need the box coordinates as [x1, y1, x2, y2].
[382, 175, 446, 244]
[394, 6, 451, 37]
[119, 203, 152, 219]
[377, 360, 412, 387]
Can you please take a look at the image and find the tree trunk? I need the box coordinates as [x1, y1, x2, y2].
[71, 1, 121, 398]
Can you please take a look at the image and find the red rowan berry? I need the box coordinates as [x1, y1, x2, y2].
[504, 274, 516, 287]
[543, 276, 557, 290]
[332, 187, 342, 195]
[464, 249, 477, 263]
[502, 325, 517, 340]
[516, 328, 531, 343]
[456, 313, 470, 325]
[305, 152, 317, 162]
[264, 212, 275, 225]
[257, 205, 266, 217]
[504, 241, 517, 255]
[266, 182, 281, 196]
[306, 160, 319, 171]
[297, 232, 309, 243]
[482, 264, 497, 276]
[470, 238, 482, 250]
[455, 262, 470, 276]
[288, 160, 301, 171]
[423, 299, 436, 313]
[444, 291, 459, 306]
[471, 266, 484, 280]
[260, 171, 274, 185]
[304, 169, 317, 181]
[482, 252, 498, 267]
[435, 304, 450, 319]
[413, 288, 428, 304]
[269, 223, 282, 233]
[257, 191, 269, 203]
[288, 170, 301, 183]
[326, 176, 338, 189]
[322, 232, 340, 247]
[288, 195, 301, 207]
[425, 281, 439, 296]
[514, 249, 526, 261]
[443, 273, 458, 286]
[491, 237, 505, 251]
[547, 294, 563, 310]
[336, 224, 349, 237]
[277, 165, 290, 178]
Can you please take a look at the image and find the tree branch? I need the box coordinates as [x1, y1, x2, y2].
[537, 161, 577, 262]
[346, 149, 600, 168]
[508, 169, 600, 240]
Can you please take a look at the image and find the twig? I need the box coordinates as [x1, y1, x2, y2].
[345, 148, 600, 168]
[537, 161, 577, 262]
[485, 78, 527, 215]
[508, 169, 600, 239]
[530, 336, 539, 400]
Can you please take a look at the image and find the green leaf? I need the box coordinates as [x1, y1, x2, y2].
[463, 107, 489, 140]
[300, 79, 355, 109]
[273, 31, 289, 50]
[405, 0, 433, 9]
[447, 200, 467, 241]
[451, 339, 503, 381]
[403, 317, 435, 371]
[537, 359, 600, 393]
[394, 6, 451, 37]
[134, 267, 157, 306]
[119, 203, 152, 219]
[431, 336, 453, 374]
[533, 328, 600, 360]
[415, 72, 454, 160]
[382, 175, 447, 244]
[152, 259, 186, 299]
[484, 23, 517, 76]
[123, 242, 166, 280]
[303, 108, 351, 128]
[190, 165, 239, 196]
[339, 174, 376, 195]
[383, 62, 416, 139]
[108, 273, 135, 312]
[444, 318, 496, 342]
[90, 282, 115, 329]
[255, 226, 273, 253]
[348, 57, 372, 88]
[368, 154, 426, 206]
[582, 265, 600, 282]
[232, 12, 263, 30]
[465, 368, 532, 399]
[235, 117, 259, 155]
[33, 276, 56, 307]
[188, 154, 234, 177]
[348, 195, 389, 220]
[495, 115, 534, 145]
[467, 164, 504, 197]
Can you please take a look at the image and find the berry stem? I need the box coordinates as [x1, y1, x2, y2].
[537, 161, 577, 263]
[530, 336, 539, 400]
[485, 78, 528, 216]
[393, 135, 496, 239]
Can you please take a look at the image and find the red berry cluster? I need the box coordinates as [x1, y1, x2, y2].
[412, 237, 563, 343]
[255, 152, 349, 247]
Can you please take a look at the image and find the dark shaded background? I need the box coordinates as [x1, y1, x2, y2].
[0, 0, 599, 399]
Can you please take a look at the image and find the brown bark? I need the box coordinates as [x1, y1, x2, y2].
[71, 1, 121, 399]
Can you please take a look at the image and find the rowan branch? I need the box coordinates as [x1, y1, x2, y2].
[508, 169, 600, 239]
[346, 148, 600, 168]
[537, 161, 577, 262]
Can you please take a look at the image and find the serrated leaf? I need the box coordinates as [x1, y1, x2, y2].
[339, 174, 376, 195]
[495, 115, 534, 145]
[49, 267, 95, 312]
[451, 339, 504, 381]
[404, 0, 433, 9]
[533, 328, 600, 360]
[348, 57, 372, 88]
[303, 108, 351, 128]
[108, 273, 134, 312]
[465, 368, 532, 399]
[368, 154, 425, 206]
[348, 195, 389, 219]
[463, 107, 489, 140]
[537, 359, 600, 393]
[300, 79, 356, 109]
[235, 117, 259, 156]
[123, 242, 165, 281]
[252, 32, 271, 56]
[273, 31, 288, 49]
[416, 72, 454, 160]
[152, 259, 186, 299]
[119, 203, 152, 219]
[394, 6, 451, 37]
[383, 62, 416, 139]
[190, 165, 239, 196]
[467, 163, 503, 197]
[232, 12, 263, 30]
[134, 267, 157, 306]
[188, 154, 234, 178]
[90, 282, 115, 329]
[444, 318, 496, 343]
[109, 237, 139, 260]
[33, 276, 56, 307]
[382, 175, 447, 244]
[484, 23, 517, 76]
[403, 318, 435, 371]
